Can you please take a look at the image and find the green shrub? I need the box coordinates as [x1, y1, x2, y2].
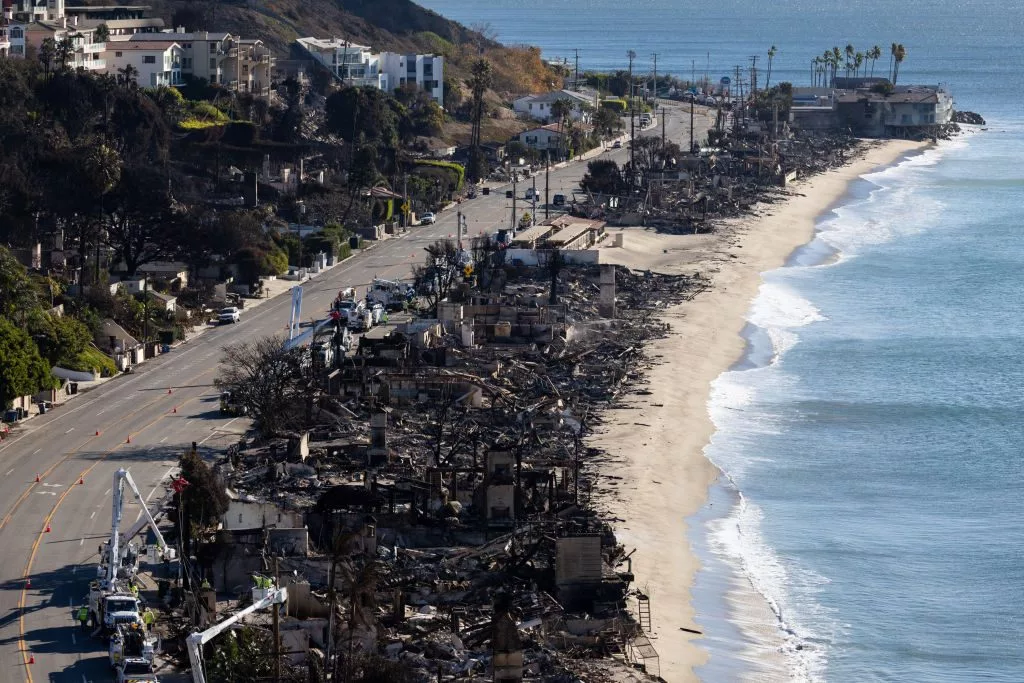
[600, 98, 627, 113]
[66, 345, 117, 377]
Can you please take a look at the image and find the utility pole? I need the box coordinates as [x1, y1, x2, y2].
[511, 166, 518, 231]
[692, 58, 696, 87]
[531, 176, 537, 225]
[574, 48, 580, 91]
[142, 275, 149, 353]
[627, 50, 636, 179]
[651, 52, 658, 111]
[734, 65, 743, 131]
[272, 556, 281, 683]
[750, 55, 759, 96]
[689, 99, 695, 152]
[661, 107, 666, 149]
[544, 152, 550, 219]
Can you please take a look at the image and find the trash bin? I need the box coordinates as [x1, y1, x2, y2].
[38, 403, 47, 415]
[349, 236, 360, 250]
[69, 382, 78, 395]
[162, 344, 170, 354]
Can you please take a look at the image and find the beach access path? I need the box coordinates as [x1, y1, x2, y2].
[591, 138, 929, 682]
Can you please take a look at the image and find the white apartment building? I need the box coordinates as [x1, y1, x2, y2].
[378, 52, 443, 104]
[296, 36, 444, 104]
[7, 18, 106, 70]
[124, 31, 274, 97]
[103, 40, 182, 87]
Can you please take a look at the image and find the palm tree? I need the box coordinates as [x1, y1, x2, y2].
[55, 36, 74, 71]
[869, 45, 882, 77]
[550, 98, 573, 160]
[38, 37, 55, 79]
[889, 42, 898, 81]
[844, 43, 855, 79]
[831, 47, 842, 85]
[892, 44, 907, 86]
[117, 63, 139, 90]
[766, 45, 777, 90]
[855, 52, 865, 78]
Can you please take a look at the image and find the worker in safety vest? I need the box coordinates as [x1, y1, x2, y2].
[200, 578, 211, 590]
[142, 608, 156, 631]
[77, 605, 89, 630]
[129, 583, 139, 597]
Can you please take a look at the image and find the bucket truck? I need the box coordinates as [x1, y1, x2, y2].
[186, 586, 288, 683]
[90, 468, 175, 634]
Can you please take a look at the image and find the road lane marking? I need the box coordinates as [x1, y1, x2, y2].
[89, 511, 95, 519]
[5, 469, 12, 476]
[160, 436, 168, 443]
[31, 448, 40, 455]
[18, 380, 214, 681]
[65, 428, 74, 434]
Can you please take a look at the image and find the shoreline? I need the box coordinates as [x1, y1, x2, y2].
[590, 138, 930, 682]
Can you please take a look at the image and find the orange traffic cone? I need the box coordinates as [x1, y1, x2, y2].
[126, 435, 131, 444]
[34, 474, 39, 483]
[27, 654, 34, 665]
[78, 476, 84, 485]
[95, 430, 101, 436]
[25, 578, 31, 589]
[44, 523, 50, 533]
[167, 388, 173, 394]
[172, 406, 177, 414]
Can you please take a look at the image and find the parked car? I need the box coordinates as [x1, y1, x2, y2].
[552, 194, 566, 206]
[420, 212, 436, 225]
[612, 140, 623, 149]
[525, 187, 538, 200]
[218, 307, 240, 324]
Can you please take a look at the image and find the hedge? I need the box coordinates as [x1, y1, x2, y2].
[414, 160, 465, 191]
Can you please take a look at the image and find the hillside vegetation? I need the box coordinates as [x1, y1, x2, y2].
[138, 0, 561, 93]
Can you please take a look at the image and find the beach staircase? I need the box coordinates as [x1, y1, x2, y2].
[637, 593, 652, 633]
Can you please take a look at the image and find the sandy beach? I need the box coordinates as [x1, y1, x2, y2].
[590, 138, 929, 682]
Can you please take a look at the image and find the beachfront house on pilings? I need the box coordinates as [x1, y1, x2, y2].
[790, 84, 953, 139]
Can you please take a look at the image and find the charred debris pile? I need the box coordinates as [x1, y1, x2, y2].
[191, 264, 709, 681]
[576, 119, 864, 234]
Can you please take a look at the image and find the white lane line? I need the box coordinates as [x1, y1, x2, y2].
[90, 511, 96, 519]
[160, 436, 168, 443]
[79, 538, 84, 545]
[32, 448, 40, 455]
[65, 427, 75, 434]
[104, 488, 111, 495]
[36, 491, 57, 496]
[5, 468, 12, 476]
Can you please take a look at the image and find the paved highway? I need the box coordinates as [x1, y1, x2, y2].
[0, 104, 698, 682]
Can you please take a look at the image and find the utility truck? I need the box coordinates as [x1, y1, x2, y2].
[366, 278, 414, 311]
[89, 469, 174, 634]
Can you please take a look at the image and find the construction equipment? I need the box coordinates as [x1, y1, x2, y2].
[219, 390, 246, 416]
[366, 278, 414, 311]
[186, 586, 288, 683]
[109, 621, 156, 669]
[90, 468, 175, 633]
[117, 658, 160, 683]
[98, 469, 173, 583]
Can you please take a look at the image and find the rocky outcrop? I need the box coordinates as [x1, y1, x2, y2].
[953, 111, 986, 126]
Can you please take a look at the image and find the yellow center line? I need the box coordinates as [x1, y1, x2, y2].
[16, 368, 220, 681]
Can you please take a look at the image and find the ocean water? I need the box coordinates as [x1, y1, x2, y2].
[418, 1, 1024, 681]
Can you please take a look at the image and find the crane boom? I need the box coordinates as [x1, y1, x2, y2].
[186, 587, 288, 683]
[118, 469, 170, 555]
[105, 469, 172, 585]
